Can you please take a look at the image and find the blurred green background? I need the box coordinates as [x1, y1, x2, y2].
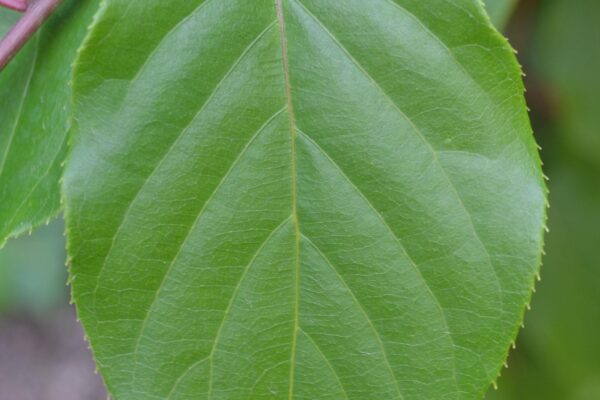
[0, 222, 66, 312]
[0, 0, 598, 399]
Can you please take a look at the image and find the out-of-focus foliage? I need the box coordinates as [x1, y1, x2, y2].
[533, 0, 600, 169]
[0, 6, 17, 33]
[0, 220, 67, 312]
[487, 0, 600, 398]
[484, 0, 518, 28]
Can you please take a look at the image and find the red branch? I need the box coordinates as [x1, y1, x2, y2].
[0, 0, 63, 70]
[0, 0, 27, 12]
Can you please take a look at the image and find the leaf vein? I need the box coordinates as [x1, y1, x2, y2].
[294, 0, 502, 347]
[0, 35, 40, 180]
[129, 107, 287, 393]
[206, 216, 293, 399]
[298, 328, 350, 400]
[297, 128, 456, 396]
[90, 20, 278, 307]
[275, 1, 301, 399]
[301, 235, 403, 400]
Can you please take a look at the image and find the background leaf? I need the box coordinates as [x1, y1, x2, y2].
[531, 0, 600, 170]
[0, 0, 98, 246]
[0, 7, 18, 34]
[483, 0, 519, 29]
[0, 220, 67, 312]
[65, 1, 546, 399]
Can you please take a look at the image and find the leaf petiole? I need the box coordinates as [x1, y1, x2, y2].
[0, 0, 27, 12]
[0, 0, 63, 70]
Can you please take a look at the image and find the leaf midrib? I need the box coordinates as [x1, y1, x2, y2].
[275, 1, 301, 398]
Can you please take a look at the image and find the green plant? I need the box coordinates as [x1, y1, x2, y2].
[0, 1, 546, 399]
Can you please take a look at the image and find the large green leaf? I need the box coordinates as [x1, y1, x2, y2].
[65, 0, 546, 398]
[0, 0, 98, 245]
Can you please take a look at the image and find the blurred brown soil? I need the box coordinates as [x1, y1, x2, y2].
[0, 306, 107, 400]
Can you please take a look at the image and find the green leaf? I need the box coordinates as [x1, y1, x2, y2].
[0, 0, 98, 245]
[483, 0, 518, 29]
[65, 0, 546, 398]
[0, 7, 18, 35]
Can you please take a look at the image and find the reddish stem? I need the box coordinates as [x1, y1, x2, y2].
[0, 0, 63, 70]
[0, 0, 28, 12]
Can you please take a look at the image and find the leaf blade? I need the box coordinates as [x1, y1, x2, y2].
[65, 0, 546, 399]
[0, 0, 98, 244]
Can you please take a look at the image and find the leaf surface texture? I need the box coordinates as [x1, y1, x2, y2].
[65, 1, 547, 398]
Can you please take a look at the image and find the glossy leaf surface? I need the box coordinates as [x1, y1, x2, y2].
[0, 0, 97, 245]
[65, 1, 546, 398]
